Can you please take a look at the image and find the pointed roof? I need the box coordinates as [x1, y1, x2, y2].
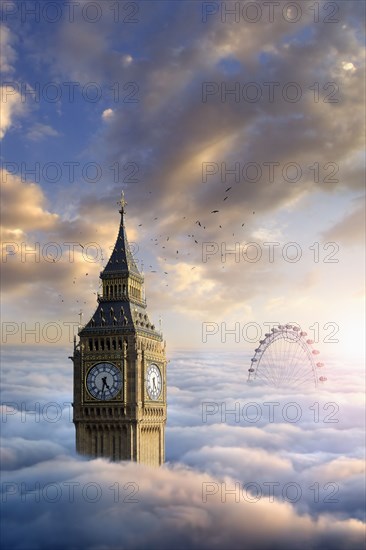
[101, 191, 142, 279]
[79, 192, 162, 340]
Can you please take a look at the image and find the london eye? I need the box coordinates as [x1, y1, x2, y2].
[248, 324, 327, 388]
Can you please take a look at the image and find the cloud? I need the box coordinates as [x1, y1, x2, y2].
[1, 347, 365, 549]
[1, 169, 59, 232]
[26, 123, 59, 141]
[122, 54, 133, 67]
[0, 25, 27, 139]
[3, 457, 362, 550]
[342, 61, 356, 73]
[1, 455, 365, 550]
[0, 24, 17, 75]
[322, 201, 365, 245]
[0, 171, 105, 323]
[102, 108, 115, 121]
[0, 86, 26, 139]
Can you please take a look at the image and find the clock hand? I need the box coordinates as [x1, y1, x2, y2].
[101, 376, 110, 391]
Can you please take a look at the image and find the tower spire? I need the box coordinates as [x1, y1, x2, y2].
[118, 190, 127, 217]
[102, 191, 141, 277]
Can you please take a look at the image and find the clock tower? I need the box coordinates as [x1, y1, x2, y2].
[70, 193, 167, 466]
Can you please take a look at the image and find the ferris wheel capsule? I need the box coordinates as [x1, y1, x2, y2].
[292, 326, 300, 331]
[251, 358, 257, 362]
[306, 339, 314, 344]
[312, 350, 320, 355]
[285, 324, 292, 329]
[265, 333, 271, 337]
[319, 376, 327, 382]
[300, 331, 307, 336]
[259, 340, 266, 344]
[316, 362, 324, 368]
[248, 368, 255, 373]
[255, 348, 262, 353]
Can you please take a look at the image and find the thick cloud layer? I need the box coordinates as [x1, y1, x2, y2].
[1, 347, 365, 549]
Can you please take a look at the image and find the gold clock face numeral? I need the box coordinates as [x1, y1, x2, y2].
[146, 364, 162, 400]
[86, 362, 122, 400]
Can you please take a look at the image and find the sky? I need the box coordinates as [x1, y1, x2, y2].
[1, 1, 365, 549]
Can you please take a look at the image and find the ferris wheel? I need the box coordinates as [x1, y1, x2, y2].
[247, 324, 327, 388]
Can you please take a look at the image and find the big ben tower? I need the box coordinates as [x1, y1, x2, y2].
[71, 192, 167, 466]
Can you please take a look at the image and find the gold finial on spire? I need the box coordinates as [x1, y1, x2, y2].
[118, 190, 127, 213]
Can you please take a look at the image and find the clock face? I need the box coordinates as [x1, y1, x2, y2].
[86, 362, 122, 400]
[146, 364, 162, 400]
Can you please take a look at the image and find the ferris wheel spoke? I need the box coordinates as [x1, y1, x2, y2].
[258, 357, 275, 384]
[287, 341, 305, 382]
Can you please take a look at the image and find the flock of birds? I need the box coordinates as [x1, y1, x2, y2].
[56, 186, 256, 306]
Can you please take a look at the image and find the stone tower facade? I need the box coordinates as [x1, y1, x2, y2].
[70, 193, 167, 466]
